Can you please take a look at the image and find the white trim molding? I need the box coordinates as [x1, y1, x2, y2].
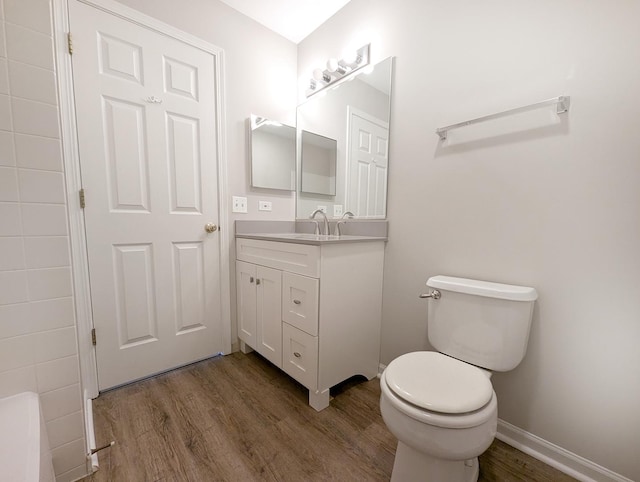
[497, 419, 634, 482]
[53, 0, 232, 397]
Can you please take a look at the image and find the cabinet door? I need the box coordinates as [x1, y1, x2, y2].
[282, 272, 319, 336]
[256, 265, 282, 368]
[282, 322, 318, 390]
[236, 261, 257, 348]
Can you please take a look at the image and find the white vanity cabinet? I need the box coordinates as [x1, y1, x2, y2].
[236, 261, 282, 368]
[235, 237, 385, 411]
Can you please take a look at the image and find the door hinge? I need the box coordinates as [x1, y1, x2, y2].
[67, 32, 73, 55]
[79, 188, 85, 208]
[91, 328, 97, 346]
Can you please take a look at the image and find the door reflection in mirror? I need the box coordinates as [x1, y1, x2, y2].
[297, 57, 393, 218]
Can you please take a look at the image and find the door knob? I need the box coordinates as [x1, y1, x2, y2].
[205, 223, 218, 233]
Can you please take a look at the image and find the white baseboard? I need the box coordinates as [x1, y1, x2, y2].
[496, 419, 633, 482]
[84, 390, 98, 474]
[378, 364, 631, 481]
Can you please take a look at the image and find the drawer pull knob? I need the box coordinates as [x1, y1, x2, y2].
[256, 279, 261, 285]
[249, 277, 254, 283]
[293, 299, 301, 305]
[293, 352, 301, 358]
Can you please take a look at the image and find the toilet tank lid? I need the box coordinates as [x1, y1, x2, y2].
[427, 276, 538, 301]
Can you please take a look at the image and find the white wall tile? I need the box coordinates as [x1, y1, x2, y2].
[45, 410, 83, 449]
[29, 297, 74, 332]
[0, 131, 15, 166]
[0, 58, 8, 94]
[40, 383, 81, 421]
[0, 236, 25, 270]
[11, 97, 60, 138]
[0, 332, 33, 372]
[8, 61, 57, 105]
[14, 133, 62, 171]
[0, 23, 5, 58]
[3, 0, 53, 36]
[0, 166, 19, 201]
[36, 354, 79, 393]
[4, 23, 54, 70]
[24, 236, 70, 268]
[0, 202, 22, 235]
[0, 302, 30, 338]
[20, 203, 67, 235]
[51, 438, 85, 475]
[33, 326, 76, 364]
[0, 365, 37, 398]
[0, 93, 11, 130]
[27, 266, 72, 301]
[0, 269, 28, 304]
[18, 169, 65, 203]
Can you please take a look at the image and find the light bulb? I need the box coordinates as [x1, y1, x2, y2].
[326, 58, 347, 75]
[312, 68, 331, 83]
[342, 50, 359, 65]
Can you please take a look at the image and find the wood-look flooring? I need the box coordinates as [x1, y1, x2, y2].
[85, 352, 576, 481]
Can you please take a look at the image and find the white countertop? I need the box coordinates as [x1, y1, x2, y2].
[235, 232, 387, 245]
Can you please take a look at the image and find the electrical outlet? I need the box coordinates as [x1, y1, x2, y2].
[258, 200, 272, 211]
[317, 205, 327, 213]
[333, 204, 343, 217]
[232, 196, 247, 213]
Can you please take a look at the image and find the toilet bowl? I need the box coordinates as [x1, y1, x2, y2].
[380, 351, 497, 481]
[380, 276, 537, 482]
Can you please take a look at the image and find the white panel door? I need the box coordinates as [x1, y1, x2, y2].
[348, 110, 389, 218]
[256, 266, 282, 368]
[70, 0, 224, 390]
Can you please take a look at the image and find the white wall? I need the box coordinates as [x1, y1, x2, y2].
[0, 0, 86, 480]
[299, 0, 640, 480]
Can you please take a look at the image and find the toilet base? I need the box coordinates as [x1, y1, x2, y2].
[391, 441, 479, 482]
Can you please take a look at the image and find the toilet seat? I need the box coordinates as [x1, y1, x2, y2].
[385, 351, 493, 414]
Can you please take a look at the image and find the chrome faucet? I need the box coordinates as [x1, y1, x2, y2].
[334, 211, 354, 236]
[310, 209, 329, 235]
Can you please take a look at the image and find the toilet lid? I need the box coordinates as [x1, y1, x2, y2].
[385, 352, 493, 414]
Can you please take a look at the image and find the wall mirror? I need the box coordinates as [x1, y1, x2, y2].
[296, 56, 393, 219]
[250, 114, 296, 191]
[300, 130, 337, 195]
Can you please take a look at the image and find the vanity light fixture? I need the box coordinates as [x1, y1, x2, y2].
[306, 44, 370, 97]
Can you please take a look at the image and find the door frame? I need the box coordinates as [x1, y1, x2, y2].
[53, 0, 231, 399]
[345, 106, 389, 219]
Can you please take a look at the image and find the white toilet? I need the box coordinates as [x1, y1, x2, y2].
[380, 275, 537, 481]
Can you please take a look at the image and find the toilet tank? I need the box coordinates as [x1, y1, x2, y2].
[426, 276, 537, 372]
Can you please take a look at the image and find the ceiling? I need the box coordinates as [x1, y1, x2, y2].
[218, 0, 352, 44]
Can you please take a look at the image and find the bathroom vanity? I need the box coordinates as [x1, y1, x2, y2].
[235, 231, 385, 411]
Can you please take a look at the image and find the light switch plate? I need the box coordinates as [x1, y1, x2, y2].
[333, 204, 343, 217]
[232, 196, 247, 213]
[258, 200, 272, 211]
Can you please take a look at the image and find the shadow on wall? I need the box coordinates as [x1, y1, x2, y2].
[491, 301, 542, 428]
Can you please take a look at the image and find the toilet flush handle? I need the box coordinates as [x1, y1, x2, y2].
[419, 289, 441, 300]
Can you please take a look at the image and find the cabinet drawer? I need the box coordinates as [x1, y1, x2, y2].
[282, 272, 319, 336]
[236, 238, 320, 277]
[282, 322, 318, 390]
